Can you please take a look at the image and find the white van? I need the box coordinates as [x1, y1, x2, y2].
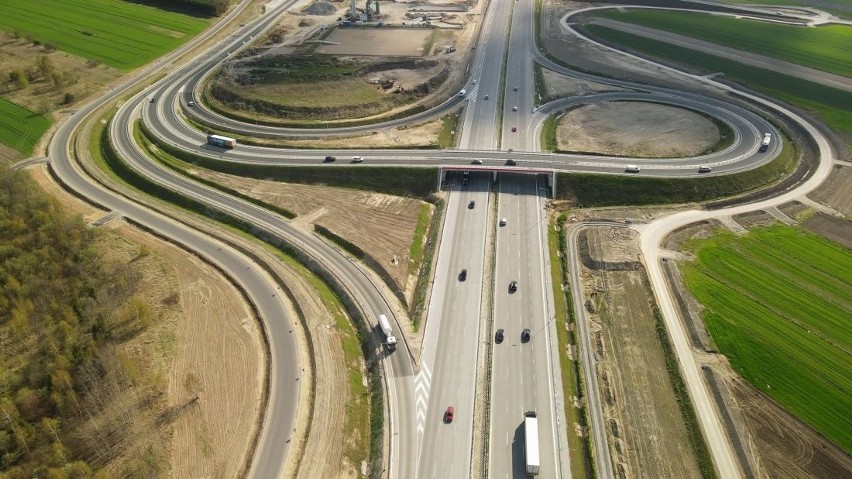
[625, 165, 640, 173]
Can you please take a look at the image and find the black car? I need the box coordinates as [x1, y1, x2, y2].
[323, 156, 336, 162]
[459, 269, 468, 281]
[521, 328, 531, 343]
[495, 329, 505, 344]
[505, 159, 517, 166]
[468, 200, 475, 209]
[509, 281, 518, 293]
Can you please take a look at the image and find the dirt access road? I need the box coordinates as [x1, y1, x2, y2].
[579, 225, 703, 479]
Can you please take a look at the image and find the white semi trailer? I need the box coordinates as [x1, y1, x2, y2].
[524, 411, 540, 475]
[378, 314, 397, 352]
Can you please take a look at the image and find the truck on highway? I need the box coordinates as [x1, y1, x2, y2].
[759, 132, 771, 152]
[207, 134, 237, 149]
[378, 314, 397, 352]
[524, 411, 540, 475]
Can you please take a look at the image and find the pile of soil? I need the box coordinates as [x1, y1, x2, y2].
[304, 1, 337, 15]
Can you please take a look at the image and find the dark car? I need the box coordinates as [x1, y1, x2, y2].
[521, 329, 531, 343]
[495, 329, 505, 344]
[509, 281, 518, 293]
[511, 126, 517, 132]
[468, 200, 476, 209]
[459, 269, 468, 281]
[323, 156, 336, 162]
[505, 159, 517, 166]
[444, 406, 455, 423]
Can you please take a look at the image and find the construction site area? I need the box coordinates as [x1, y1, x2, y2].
[574, 224, 705, 479]
[205, 0, 480, 123]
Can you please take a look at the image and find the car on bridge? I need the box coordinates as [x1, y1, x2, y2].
[509, 281, 518, 293]
[459, 269, 467, 281]
[495, 329, 505, 344]
[521, 329, 531, 343]
[444, 406, 455, 423]
[468, 200, 475, 209]
[500, 217, 507, 226]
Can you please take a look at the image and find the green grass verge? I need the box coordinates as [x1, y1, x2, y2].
[438, 112, 460, 148]
[591, 10, 852, 78]
[409, 203, 432, 277]
[680, 225, 852, 453]
[140, 126, 439, 198]
[578, 24, 852, 138]
[283, 256, 372, 472]
[555, 130, 796, 206]
[540, 113, 560, 152]
[651, 306, 717, 478]
[0, 0, 208, 70]
[550, 214, 594, 479]
[0, 98, 53, 156]
[409, 197, 444, 330]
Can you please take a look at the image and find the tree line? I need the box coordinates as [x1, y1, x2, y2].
[0, 169, 154, 477]
[123, 0, 231, 16]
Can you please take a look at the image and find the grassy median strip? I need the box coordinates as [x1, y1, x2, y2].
[550, 214, 594, 479]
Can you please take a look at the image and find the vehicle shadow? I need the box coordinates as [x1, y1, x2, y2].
[512, 422, 526, 478]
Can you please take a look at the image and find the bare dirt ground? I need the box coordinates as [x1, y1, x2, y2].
[555, 101, 720, 158]
[581, 226, 703, 479]
[27, 166, 263, 476]
[316, 28, 434, 56]
[539, 67, 629, 101]
[777, 200, 810, 221]
[716, 363, 852, 478]
[0, 143, 22, 164]
[810, 164, 852, 216]
[244, 114, 446, 149]
[732, 210, 777, 229]
[187, 169, 428, 299]
[802, 212, 852, 249]
[0, 33, 118, 114]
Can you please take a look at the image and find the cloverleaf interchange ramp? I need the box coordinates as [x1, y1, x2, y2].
[41, 0, 840, 477]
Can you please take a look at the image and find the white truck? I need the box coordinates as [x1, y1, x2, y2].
[524, 411, 540, 475]
[378, 314, 397, 352]
[207, 134, 237, 149]
[759, 132, 771, 152]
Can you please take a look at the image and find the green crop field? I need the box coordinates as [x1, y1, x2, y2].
[0, 99, 53, 156]
[681, 225, 852, 453]
[581, 25, 852, 137]
[593, 10, 852, 78]
[0, 0, 208, 70]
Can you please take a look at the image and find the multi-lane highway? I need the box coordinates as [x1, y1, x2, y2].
[38, 0, 840, 477]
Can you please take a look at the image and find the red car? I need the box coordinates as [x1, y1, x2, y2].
[445, 406, 455, 423]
